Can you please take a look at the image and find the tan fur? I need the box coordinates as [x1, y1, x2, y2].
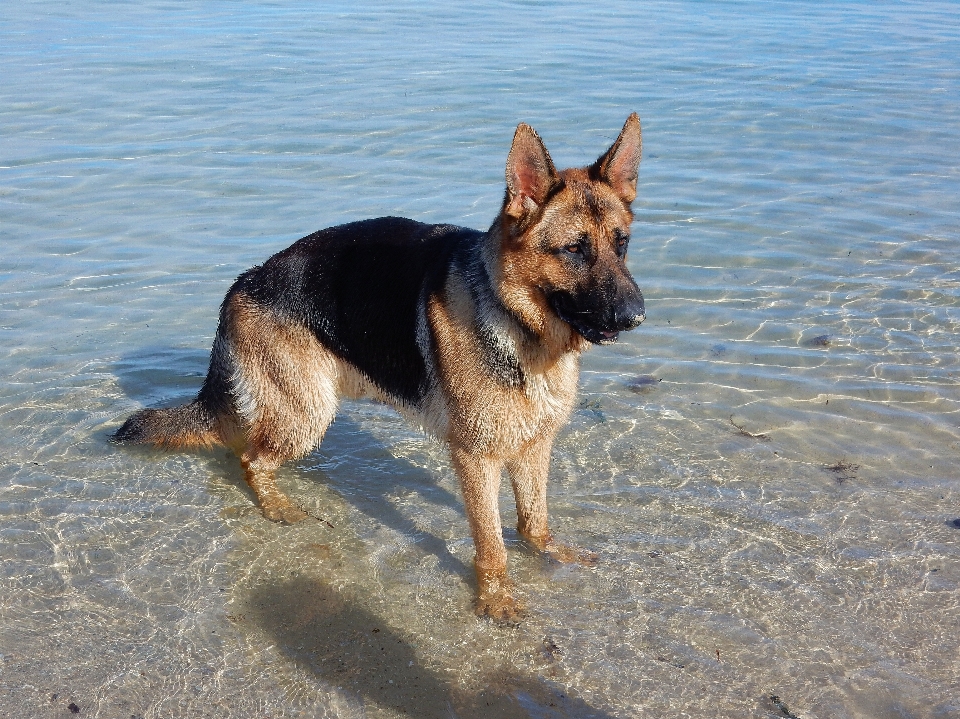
[226, 293, 340, 455]
[124, 404, 220, 450]
[222, 293, 392, 522]
[426, 211, 607, 616]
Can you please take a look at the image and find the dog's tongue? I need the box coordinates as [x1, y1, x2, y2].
[601, 330, 617, 339]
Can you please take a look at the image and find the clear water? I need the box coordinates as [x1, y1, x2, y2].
[2, 2, 959, 717]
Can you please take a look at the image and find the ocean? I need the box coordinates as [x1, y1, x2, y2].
[1, 2, 958, 716]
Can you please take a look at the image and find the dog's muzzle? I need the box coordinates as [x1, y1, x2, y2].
[550, 291, 645, 345]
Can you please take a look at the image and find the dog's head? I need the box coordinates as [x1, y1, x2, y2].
[494, 114, 645, 347]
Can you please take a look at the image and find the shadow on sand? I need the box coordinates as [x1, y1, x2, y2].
[247, 576, 619, 719]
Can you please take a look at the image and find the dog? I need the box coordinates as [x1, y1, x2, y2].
[113, 114, 645, 619]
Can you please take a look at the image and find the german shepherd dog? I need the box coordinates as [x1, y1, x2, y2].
[114, 114, 645, 619]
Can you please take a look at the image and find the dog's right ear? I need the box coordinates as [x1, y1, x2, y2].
[505, 123, 561, 219]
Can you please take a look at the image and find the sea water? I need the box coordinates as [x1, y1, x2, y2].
[1, 2, 958, 717]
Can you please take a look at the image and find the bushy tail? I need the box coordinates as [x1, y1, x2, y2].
[112, 400, 221, 450]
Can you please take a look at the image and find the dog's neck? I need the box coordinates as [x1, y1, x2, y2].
[455, 221, 584, 380]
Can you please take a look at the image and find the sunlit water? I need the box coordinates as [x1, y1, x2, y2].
[2, 2, 959, 717]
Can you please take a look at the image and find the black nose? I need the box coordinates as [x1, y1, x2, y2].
[615, 291, 645, 331]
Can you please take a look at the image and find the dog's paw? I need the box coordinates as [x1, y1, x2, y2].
[540, 538, 598, 567]
[262, 503, 310, 524]
[475, 591, 524, 624]
[474, 567, 524, 623]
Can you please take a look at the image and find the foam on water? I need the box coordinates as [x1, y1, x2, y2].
[2, 2, 959, 717]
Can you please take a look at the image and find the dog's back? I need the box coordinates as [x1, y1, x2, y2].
[235, 217, 478, 405]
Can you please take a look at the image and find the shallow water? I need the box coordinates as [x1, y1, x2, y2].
[2, 1, 959, 717]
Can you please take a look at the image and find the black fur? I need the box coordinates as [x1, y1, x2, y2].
[227, 217, 482, 405]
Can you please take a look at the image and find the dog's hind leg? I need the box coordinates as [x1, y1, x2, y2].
[236, 375, 337, 524]
[240, 452, 309, 524]
[225, 292, 341, 523]
[238, 366, 338, 524]
[231, 351, 339, 524]
[508, 438, 597, 566]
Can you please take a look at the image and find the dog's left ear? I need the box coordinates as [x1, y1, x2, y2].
[505, 123, 561, 219]
[592, 113, 642, 203]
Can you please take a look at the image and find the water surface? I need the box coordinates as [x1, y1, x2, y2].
[2, 2, 959, 717]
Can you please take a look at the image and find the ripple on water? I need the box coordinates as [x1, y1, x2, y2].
[2, 1, 960, 716]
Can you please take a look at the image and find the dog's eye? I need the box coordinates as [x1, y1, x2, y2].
[561, 234, 590, 257]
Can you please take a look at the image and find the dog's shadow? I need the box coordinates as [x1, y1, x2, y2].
[246, 575, 618, 718]
[292, 404, 473, 580]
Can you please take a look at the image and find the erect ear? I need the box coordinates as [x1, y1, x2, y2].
[504, 123, 561, 219]
[592, 113, 642, 203]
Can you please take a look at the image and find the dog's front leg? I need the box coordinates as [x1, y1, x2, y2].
[449, 446, 521, 620]
[508, 438, 598, 567]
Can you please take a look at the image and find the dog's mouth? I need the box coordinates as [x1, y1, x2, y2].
[569, 319, 620, 345]
[549, 297, 621, 345]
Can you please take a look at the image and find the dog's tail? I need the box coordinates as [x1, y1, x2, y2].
[111, 400, 221, 450]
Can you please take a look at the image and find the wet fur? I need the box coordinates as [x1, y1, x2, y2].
[114, 115, 645, 618]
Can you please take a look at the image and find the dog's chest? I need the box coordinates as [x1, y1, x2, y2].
[520, 356, 578, 425]
[462, 351, 579, 453]
[425, 284, 581, 453]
